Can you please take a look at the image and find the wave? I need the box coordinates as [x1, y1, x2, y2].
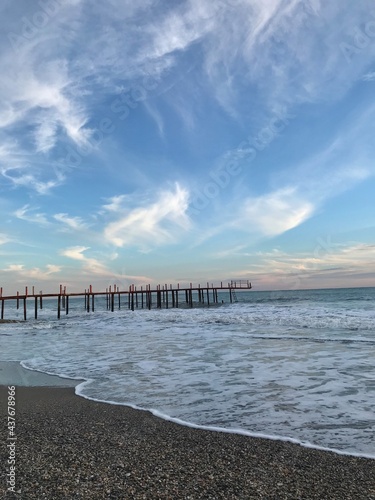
[13, 362, 375, 460]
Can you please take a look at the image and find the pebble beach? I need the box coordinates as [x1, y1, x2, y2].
[1, 385, 375, 499]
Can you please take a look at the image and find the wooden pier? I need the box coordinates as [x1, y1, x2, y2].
[0, 281, 252, 321]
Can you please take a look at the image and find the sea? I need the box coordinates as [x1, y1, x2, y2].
[1, 287, 374, 459]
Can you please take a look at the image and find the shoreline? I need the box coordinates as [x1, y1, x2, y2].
[0, 361, 82, 387]
[1, 385, 375, 498]
[2, 361, 375, 461]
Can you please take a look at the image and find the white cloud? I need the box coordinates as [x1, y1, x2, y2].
[0, 46, 91, 148]
[46, 264, 61, 274]
[101, 195, 128, 213]
[145, 1, 217, 61]
[0, 233, 11, 245]
[3, 264, 25, 272]
[230, 106, 375, 239]
[62, 246, 89, 261]
[362, 71, 375, 81]
[189, 0, 375, 120]
[143, 101, 165, 138]
[61, 246, 111, 275]
[0, 135, 66, 193]
[54, 213, 88, 231]
[104, 183, 191, 248]
[14, 205, 49, 225]
[241, 187, 314, 236]
[1, 263, 61, 280]
[1, 165, 66, 194]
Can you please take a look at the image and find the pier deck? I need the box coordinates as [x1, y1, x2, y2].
[0, 281, 252, 320]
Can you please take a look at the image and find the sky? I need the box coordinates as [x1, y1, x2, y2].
[1, 0, 375, 295]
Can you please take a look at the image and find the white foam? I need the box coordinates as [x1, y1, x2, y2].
[74, 387, 375, 460]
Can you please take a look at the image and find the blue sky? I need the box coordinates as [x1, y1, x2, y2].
[1, 0, 375, 294]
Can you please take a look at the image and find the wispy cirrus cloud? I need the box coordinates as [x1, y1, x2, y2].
[53, 213, 89, 231]
[0, 233, 11, 245]
[100, 195, 128, 213]
[61, 246, 110, 276]
[14, 205, 49, 225]
[1, 263, 61, 280]
[240, 187, 314, 237]
[104, 183, 191, 249]
[362, 71, 375, 81]
[1, 165, 66, 194]
[2, 0, 373, 196]
[61, 245, 153, 285]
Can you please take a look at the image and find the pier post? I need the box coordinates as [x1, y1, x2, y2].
[156, 286, 159, 308]
[92, 294, 95, 312]
[1, 299, 4, 320]
[66, 295, 69, 315]
[57, 295, 61, 319]
[17, 292, 19, 310]
[35, 297, 38, 319]
[23, 297, 27, 321]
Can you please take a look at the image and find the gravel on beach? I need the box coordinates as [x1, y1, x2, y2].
[1, 386, 374, 499]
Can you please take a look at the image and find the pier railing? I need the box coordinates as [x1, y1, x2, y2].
[230, 280, 252, 289]
[0, 281, 252, 321]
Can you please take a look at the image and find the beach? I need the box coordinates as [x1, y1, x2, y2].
[1, 384, 375, 499]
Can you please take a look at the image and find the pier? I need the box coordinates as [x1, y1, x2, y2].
[0, 281, 252, 321]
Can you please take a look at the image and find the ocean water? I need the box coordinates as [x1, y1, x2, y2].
[1, 287, 375, 458]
